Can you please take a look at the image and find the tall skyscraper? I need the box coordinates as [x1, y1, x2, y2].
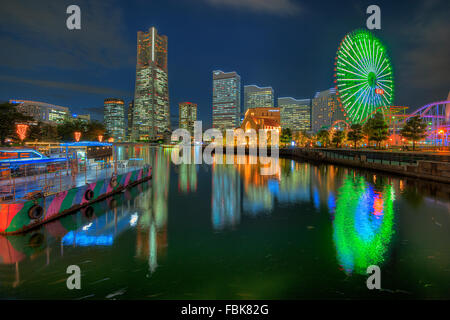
[212, 70, 241, 131]
[311, 88, 345, 133]
[127, 100, 134, 140]
[278, 97, 311, 132]
[179, 102, 197, 136]
[132, 27, 170, 141]
[244, 85, 274, 113]
[104, 98, 125, 141]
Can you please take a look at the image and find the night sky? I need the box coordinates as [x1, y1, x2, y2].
[0, 0, 448, 128]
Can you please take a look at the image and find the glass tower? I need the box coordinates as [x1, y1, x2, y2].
[132, 27, 170, 141]
[104, 98, 125, 141]
[212, 70, 241, 131]
[244, 85, 274, 113]
[311, 88, 345, 133]
[179, 102, 197, 136]
[278, 97, 311, 132]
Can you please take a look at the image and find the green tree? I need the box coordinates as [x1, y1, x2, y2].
[363, 112, 389, 149]
[316, 129, 330, 147]
[28, 122, 60, 142]
[347, 124, 364, 149]
[332, 130, 346, 148]
[280, 128, 292, 146]
[400, 115, 427, 151]
[294, 130, 311, 147]
[57, 119, 87, 141]
[85, 120, 107, 141]
[0, 102, 33, 145]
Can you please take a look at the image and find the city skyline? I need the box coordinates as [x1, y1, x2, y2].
[0, 0, 448, 129]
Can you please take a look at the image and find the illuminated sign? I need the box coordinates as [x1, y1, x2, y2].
[375, 88, 384, 95]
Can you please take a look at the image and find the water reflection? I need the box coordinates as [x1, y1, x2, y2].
[333, 176, 395, 275]
[0, 183, 149, 288]
[212, 163, 241, 230]
[1, 146, 449, 299]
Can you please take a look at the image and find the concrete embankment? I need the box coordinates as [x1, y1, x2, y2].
[278, 148, 450, 184]
[205, 146, 450, 183]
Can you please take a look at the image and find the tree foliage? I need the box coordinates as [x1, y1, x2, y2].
[0, 102, 33, 145]
[400, 115, 427, 151]
[347, 124, 364, 149]
[280, 128, 292, 146]
[316, 129, 330, 147]
[332, 130, 346, 148]
[363, 112, 389, 149]
[57, 119, 107, 142]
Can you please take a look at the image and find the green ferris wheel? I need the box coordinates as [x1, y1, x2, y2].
[334, 30, 394, 124]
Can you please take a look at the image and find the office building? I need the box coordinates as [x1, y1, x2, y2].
[132, 27, 170, 141]
[10, 99, 69, 124]
[278, 97, 311, 132]
[104, 98, 125, 141]
[311, 88, 345, 133]
[179, 102, 197, 136]
[244, 85, 274, 113]
[72, 113, 91, 124]
[127, 100, 134, 140]
[212, 70, 241, 131]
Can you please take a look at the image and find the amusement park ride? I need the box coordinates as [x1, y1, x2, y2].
[332, 29, 449, 148]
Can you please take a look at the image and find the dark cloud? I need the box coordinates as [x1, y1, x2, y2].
[201, 0, 301, 15]
[0, 0, 134, 70]
[0, 75, 130, 97]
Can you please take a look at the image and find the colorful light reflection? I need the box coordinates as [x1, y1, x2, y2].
[333, 176, 395, 275]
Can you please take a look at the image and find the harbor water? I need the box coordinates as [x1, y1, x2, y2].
[0, 146, 449, 299]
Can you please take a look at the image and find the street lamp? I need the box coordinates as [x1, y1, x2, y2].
[98, 135, 104, 142]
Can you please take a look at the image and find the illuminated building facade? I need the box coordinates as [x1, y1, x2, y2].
[127, 100, 134, 140]
[244, 85, 274, 113]
[10, 99, 69, 124]
[73, 114, 91, 124]
[240, 107, 281, 132]
[132, 27, 170, 141]
[212, 70, 241, 131]
[179, 102, 197, 135]
[278, 97, 311, 132]
[104, 98, 125, 141]
[311, 88, 345, 133]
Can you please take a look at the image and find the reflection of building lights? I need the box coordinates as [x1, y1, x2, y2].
[74, 131, 81, 142]
[82, 222, 93, 231]
[62, 232, 113, 246]
[16, 124, 29, 141]
[130, 213, 139, 226]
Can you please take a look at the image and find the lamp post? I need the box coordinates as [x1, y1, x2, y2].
[98, 135, 104, 142]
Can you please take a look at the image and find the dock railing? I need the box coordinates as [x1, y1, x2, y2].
[0, 159, 145, 203]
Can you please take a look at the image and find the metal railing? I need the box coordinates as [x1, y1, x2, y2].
[0, 159, 145, 203]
